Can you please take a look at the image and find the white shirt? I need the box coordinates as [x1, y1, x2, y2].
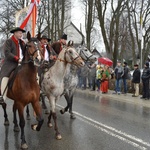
[44, 45, 49, 61]
[19, 43, 23, 60]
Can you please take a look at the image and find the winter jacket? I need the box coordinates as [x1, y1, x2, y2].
[122, 66, 130, 79]
[0, 36, 25, 80]
[141, 67, 150, 81]
[132, 68, 141, 83]
[114, 66, 124, 79]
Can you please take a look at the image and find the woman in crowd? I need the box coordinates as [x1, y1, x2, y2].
[100, 65, 110, 94]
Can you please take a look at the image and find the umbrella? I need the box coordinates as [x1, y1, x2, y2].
[98, 57, 113, 66]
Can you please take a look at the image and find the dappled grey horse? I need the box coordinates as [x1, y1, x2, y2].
[40, 43, 97, 118]
[60, 44, 97, 118]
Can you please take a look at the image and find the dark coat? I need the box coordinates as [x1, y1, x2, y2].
[0, 37, 25, 80]
[141, 67, 150, 81]
[132, 68, 141, 83]
[51, 41, 62, 55]
[122, 66, 129, 79]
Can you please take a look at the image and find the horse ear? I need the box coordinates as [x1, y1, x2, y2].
[36, 32, 41, 40]
[27, 31, 31, 41]
[67, 40, 74, 47]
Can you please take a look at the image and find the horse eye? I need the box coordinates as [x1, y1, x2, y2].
[85, 49, 87, 51]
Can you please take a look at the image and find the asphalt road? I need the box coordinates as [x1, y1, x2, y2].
[0, 89, 150, 150]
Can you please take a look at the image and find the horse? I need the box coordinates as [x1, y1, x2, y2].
[40, 43, 97, 118]
[1, 32, 44, 149]
[41, 42, 84, 140]
[59, 44, 97, 118]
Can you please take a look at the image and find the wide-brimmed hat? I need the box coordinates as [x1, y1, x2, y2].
[40, 35, 51, 42]
[61, 33, 67, 40]
[10, 27, 26, 33]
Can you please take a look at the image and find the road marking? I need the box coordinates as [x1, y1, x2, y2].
[57, 104, 150, 150]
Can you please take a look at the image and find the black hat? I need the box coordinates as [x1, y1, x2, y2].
[61, 33, 67, 40]
[124, 62, 127, 65]
[40, 35, 51, 42]
[134, 64, 139, 67]
[145, 62, 149, 67]
[10, 27, 26, 33]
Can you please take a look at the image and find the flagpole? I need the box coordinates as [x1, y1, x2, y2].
[140, 15, 143, 69]
[31, 4, 36, 37]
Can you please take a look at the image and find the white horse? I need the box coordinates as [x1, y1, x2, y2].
[60, 44, 97, 118]
[41, 44, 84, 139]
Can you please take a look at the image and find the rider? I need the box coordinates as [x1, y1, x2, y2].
[38, 35, 57, 76]
[40, 35, 57, 67]
[0, 27, 26, 104]
[51, 33, 67, 55]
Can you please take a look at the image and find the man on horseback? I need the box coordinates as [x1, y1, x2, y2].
[0, 27, 26, 104]
[38, 35, 57, 82]
[51, 33, 67, 55]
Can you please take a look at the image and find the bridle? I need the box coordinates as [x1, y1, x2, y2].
[57, 47, 81, 64]
[77, 47, 93, 61]
[23, 40, 41, 64]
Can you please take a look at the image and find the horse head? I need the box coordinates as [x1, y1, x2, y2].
[76, 45, 97, 63]
[63, 46, 84, 67]
[24, 32, 43, 66]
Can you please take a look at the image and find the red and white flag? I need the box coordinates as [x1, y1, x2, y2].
[20, 0, 40, 36]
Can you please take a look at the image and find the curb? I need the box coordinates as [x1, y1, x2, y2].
[75, 89, 150, 108]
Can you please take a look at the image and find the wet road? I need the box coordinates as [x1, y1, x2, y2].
[0, 90, 150, 150]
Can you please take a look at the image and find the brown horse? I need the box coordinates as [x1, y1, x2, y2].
[1, 32, 44, 149]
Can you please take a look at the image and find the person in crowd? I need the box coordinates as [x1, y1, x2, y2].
[0, 27, 26, 104]
[96, 64, 102, 91]
[80, 62, 90, 90]
[141, 62, 150, 100]
[122, 62, 130, 95]
[132, 64, 141, 97]
[113, 60, 124, 95]
[51, 33, 67, 55]
[88, 63, 96, 91]
[100, 65, 110, 93]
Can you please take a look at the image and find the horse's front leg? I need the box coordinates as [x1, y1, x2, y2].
[1, 102, 9, 125]
[17, 105, 28, 149]
[60, 92, 70, 114]
[52, 112, 62, 140]
[31, 101, 44, 131]
[68, 94, 76, 119]
[13, 103, 20, 132]
[49, 97, 62, 140]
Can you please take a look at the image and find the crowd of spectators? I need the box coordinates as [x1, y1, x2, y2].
[77, 60, 150, 100]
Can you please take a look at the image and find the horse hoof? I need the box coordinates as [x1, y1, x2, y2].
[44, 110, 49, 114]
[14, 126, 20, 132]
[21, 143, 28, 149]
[31, 124, 38, 131]
[26, 115, 31, 120]
[60, 109, 65, 114]
[56, 134, 62, 140]
[48, 123, 53, 128]
[4, 120, 9, 126]
[70, 114, 76, 119]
